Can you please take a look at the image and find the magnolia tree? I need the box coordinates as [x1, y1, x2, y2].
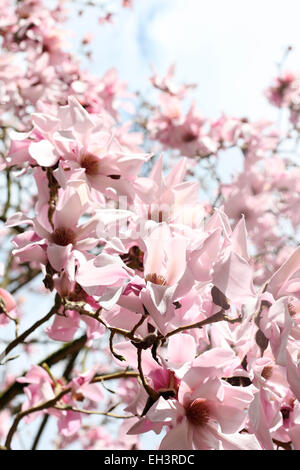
[0, 0, 299, 452]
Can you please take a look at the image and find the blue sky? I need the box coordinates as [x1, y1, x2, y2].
[69, 0, 300, 121]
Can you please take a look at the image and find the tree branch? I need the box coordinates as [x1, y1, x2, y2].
[0, 334, 87, 410]
[4, 388, 71, 450]
[30, 349, 82, 450]
[31, 415, 49, 451]
[163, 309, 241, 340]
[54, 404, 135, 419]
[0, 294, 61, 365]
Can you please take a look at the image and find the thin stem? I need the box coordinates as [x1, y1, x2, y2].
[129, 312, 147, 337]
[10, 268, 41, 295]
[0, 335, 87, 410]
[137, 348, 159, 401]
[64, 302, 139, 341]
[54, 405, 135, 419]
[5, 388, 71, 450]
[2, 169, 11, 219]
[109, 329, 125, 361]
[31, 415, 49, 451]
[164, 310, 226, 339]
[0, 295, 61, 364]
[92, 370, 139, 383]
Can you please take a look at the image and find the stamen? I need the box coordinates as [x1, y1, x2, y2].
[182, 132, 197, 143]
[147, 208, 165, 223]
[185, 398, 210, 426]
[288, 302, 297, 316]
[261, 366, 273, 380]
[145, 273, 167, 286]
[51, 227, 76, 246]
[80, 152, 101, 176]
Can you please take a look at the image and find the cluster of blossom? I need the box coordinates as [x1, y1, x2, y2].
[265, 69, 300, 126]
[0, 0, 300, 453]
[147, 66, 300, 285]
[1, 94, 299, 450]
[147, 65, 218, 158]
[0, 0, 133, 131]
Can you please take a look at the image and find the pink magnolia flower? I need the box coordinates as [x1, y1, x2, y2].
[148, 96, 217, 158]
[267, 245, 300, 299]
[70, 369, 103, 403]
[133, 155, 206, 228]
[0, 288, 17, 327]
[265, 71, 297, 108]
[150, 64, 196, 99]
[129, 363, 260, 450]
[259, 297, 294, 366]
[46, 308, 105, 343]
[17, 365, 56, 423]
[17, 364, 103, 438]
[7, 97, 149, 201]
[9, 185, 98, 279]
[75, 251, 134, 306]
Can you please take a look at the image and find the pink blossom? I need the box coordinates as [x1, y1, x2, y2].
[0, 288, 17, 327]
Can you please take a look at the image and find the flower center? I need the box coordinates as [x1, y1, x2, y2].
[182, 132, 197, 143]
[288, 302, 297, 316]
[261, 366, 273, 380]
[280, 405, 293, 423]
[145, 273, 167, 286]
[185, 398, 210, 426]
[147, 207, 165, 223]
[51, 227, 76, 246]
[80, 152, 101, 176]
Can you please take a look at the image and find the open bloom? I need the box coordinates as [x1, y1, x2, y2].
[131, 365, 260, 450]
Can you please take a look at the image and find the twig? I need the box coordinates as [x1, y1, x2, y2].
[5, 388, 71, 450]
[54, 404, 135, 419]
[1, 169, 11, 220]
[31, 415, 49, 451]
[137, 348, 159, 401]
[164, 309, 236, 339]
[31, 351, 82, 450]
[129, 311, 148, 337]
[0, 294, 61, 364]
[0, 334, 87, 410]
[92, 370, 139, 383]
[109, 329, 125, 361]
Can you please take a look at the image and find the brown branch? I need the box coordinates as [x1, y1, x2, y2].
[92, 370, 139, 383]
[31, 415, 49, 451]
[1, 169, 11, 220]
[0, 334, 87, 410]
[272, 439, 292, 451]
[163, 309, 229, 339]
[137, 348, 159, 401]
[0, 294, 61, 365]
[129, 310, 148, 337]
[109, 329, 125, 361]
[4, 388, 71, 450]
[54, 404, 135, 419]
[63, 301, 140, 341]
[30, 350, 82, 450]
[9, 268, 41, 295]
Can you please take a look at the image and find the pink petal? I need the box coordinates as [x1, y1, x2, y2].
[159, 421, 192, 450]
[213, 250, 255, 302]
[29, 140, 59, 167]
[167, 333, 196, 368]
